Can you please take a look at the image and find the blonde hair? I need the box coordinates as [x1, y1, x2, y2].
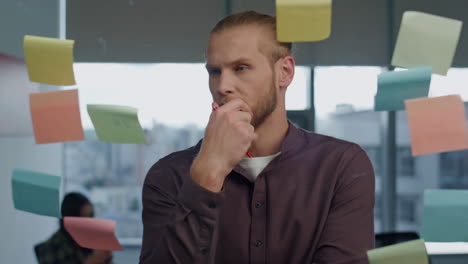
[210, 11, 293, 63]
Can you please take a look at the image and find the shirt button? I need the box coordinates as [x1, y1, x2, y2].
[208, 201, 217, 209]
[255, 202, 263, 208]
[201, 248, 209, 255]
[255, 240, 263, 247]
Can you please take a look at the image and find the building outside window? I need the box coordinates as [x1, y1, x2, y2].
[397, 147, 415, 177]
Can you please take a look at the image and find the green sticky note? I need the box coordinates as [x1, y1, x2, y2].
[391, 11, 463, 75]
[374, 67, 432, 111]
[422, 189, 468, 242]
[11, 169, 61, 218]
[87, 104, 147, 144]
[367, 239, 429, 264]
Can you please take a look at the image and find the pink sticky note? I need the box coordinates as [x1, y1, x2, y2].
[30, 89, 84, 144]
[64, 217, 123, 251]
[405, 95, 468, 156]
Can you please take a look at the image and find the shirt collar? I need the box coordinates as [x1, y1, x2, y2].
[233, 120, 306, 176]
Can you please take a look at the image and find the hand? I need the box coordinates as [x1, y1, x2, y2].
[83, 250, 113, 264]
[190, 99, 257, 192]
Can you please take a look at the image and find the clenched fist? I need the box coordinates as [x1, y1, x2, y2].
[190, 98, 258, 192]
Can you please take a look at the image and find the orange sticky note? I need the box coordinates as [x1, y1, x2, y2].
[405, 95, 468, 156]
[30, 89, 84, 144]
[64, 217, 123, 251]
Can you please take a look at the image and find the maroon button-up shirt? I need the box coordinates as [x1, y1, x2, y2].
[140, 122, 375, 264]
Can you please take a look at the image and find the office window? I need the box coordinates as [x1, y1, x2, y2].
[314, 66, 385, 232]
[395, 68, 468, 233]
[63, 63, 310, 238]
[398, 196, 417, 223]
[397, 147, 415, 177]
[440, 150, 468, 188]
[374, 194, 382, 220]
[429, 68, 468, 101]
[362, 146, 382, 176]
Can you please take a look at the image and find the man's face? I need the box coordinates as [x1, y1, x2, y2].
[206, 25, 278, 128]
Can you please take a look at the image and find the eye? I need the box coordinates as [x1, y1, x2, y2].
[207, 68, 221, 76]
[236, 65, 248, 72]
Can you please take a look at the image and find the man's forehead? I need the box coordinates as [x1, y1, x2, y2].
[207, 25, 274, 65]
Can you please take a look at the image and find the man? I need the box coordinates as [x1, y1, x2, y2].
[140, 11, 374, 264]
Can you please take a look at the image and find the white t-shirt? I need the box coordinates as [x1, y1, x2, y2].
[237, 152, 281, 182]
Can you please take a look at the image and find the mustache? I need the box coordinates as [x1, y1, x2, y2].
[217, 97, 238, 107]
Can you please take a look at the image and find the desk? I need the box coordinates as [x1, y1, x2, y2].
[112, 240, 468, 264]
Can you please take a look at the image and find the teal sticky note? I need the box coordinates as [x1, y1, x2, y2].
[374, 67, 432, 111]
[87, 104, 147, 144]
[367, 239, 429, 264]
[11, 169, 61, 218]
[422, 189, 468, 242]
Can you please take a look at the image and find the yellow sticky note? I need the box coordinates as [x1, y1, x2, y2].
[391, 11, 463, 76]
[23, 35, 76, 85]
[276, 0, 332, 42]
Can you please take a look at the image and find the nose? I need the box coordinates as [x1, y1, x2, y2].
[216, 71, 234, 96]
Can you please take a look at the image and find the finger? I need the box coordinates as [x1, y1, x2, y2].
[220, 98, 253, 116]
[212, 102, 219, 111]
[224, 111, 252, 124]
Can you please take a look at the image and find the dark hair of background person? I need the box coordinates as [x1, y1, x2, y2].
[59, 192, 93, 230]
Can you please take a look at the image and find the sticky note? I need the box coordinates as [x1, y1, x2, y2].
[374, 67, 432, 111]
[87, 104, 147, 144]
[276, 0, 332, 42]
[405, 95, 468, 156]
[23, 35, 76, 85]
[422, 189, 468, 242]
[367, 239, 428, 264]
[11, 169, 61, 218]
[391, 11, 463, 75]
[64, 217, 124, 251]
[30, 89, 84, 144]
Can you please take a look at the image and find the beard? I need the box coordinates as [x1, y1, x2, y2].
[251, 76, 278, 128]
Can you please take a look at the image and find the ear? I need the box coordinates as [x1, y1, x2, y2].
[277, 56, 295, 89]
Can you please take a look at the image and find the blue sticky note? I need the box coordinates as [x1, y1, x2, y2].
[422, 189, 468, 242]
[11, 169, 61, 218]
[374, 67, 432, 111]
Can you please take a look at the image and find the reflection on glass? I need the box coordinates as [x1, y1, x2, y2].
[316, 67, 468, 234]
[63, 63, 311, 238]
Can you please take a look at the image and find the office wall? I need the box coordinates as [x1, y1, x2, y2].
[67, 0, 468, 66]
[68, 0, 225, 62]
[0, 35, 63, 264]
[0, 54, 39, 136]
[0, 137, 62, 263]
[0, 0, 61, 59]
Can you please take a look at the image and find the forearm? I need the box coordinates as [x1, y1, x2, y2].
[140, 176, 224, 264]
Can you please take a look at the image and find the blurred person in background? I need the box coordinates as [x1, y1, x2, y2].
[34, 192, 113, 264]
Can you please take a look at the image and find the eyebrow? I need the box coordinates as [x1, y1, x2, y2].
[206, 57, 253, 70]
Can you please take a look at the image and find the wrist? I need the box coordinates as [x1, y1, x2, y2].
[190, 155, 229, 193]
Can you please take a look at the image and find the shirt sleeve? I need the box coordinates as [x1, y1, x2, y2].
[139, 160, 225, 264]
[312, 145, 375, 264]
